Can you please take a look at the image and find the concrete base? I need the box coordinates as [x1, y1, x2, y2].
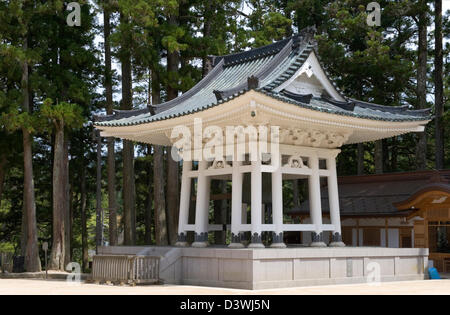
[98, 246, 429, 290]
[329, 241, 346, 248]
[191, 242, 208, 248]
[270, 242, 287, 248]
[247, 243, 265, 249]
[228, 243, 245, 249]
[310, 241, 327, 248]
[175, 241, 189, 247]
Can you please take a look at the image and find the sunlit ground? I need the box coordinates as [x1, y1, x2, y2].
[0, 279, 449, 295]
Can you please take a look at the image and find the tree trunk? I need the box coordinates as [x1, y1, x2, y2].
[154, 145, 168, 245]
[21, 37, 41, 272]
[391, 137, 398, 171]
[0, 154, 7, 209]
[434, 0, 444, 170]
[120, 13, 136, 246]
[202, 0, 213, 77]
[167, 157, 179, 245]
[151, 70, 168, 245]
[80, 157, 88, 272]
[20, 203, 27, 257]
[415, 1, 428, 170]
[63, 137, 71, 266]
[50, 124, 65, 270]
[166, 14, 180, 245]
[104, 5, 118, 246]
[357, 143, 365, 175]
[123, 140, 136, 245]
[68, 173, 74, 264]
[95, 131, 103, 251]
[374, 140, 383, 174]
[145, 145, 153, 245]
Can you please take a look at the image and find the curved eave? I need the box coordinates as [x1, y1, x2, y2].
[96, 90, 430, 146]
[95, 89, 430, 128]
[393, 183, 450, 211]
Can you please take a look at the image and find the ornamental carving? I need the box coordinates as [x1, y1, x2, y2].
[284, 155, 308, 169]
[209, 160, 231, 170]
[280, 128, 349, 148]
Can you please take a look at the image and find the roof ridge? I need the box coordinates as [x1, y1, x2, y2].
[213, 37, 290, 67]
[212, 28, 316, 67]
[214, 39, 294, 100]
[152, 58, 225, 114]
[262, 41, 315, 91]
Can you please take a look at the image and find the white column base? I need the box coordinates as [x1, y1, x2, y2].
[310, 242, 327, 248]
[228, 243, 245, 249]
[270, 242, 287, 248]
[248, 243, 265, 249]
[191, 242, 209, 248]
[329, 241, 346, 247]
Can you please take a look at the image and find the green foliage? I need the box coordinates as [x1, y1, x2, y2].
[40, 99, 85, 131]
[0, 0, 448, 261]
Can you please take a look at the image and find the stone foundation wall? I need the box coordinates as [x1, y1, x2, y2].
[98, 246, 429, 290]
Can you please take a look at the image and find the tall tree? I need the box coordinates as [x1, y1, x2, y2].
[374, 140, 383, 174]
[41, 100, 83, 270]
[79, 141, 88, 272]
[103, 1, 118, 246]
[166, 12, 181, 245]
[21, 39, 41, 272]
[95, 130, 103, 250]
[0, 153, 7, 209]
[152, 70, 168, 245]
[434, 0, 444, 169]
[119, 11, 136, 245]
[11, 0, 42, 272]
[415, 0, 429, 170]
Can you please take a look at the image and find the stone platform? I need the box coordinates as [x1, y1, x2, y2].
[98, 246, 429, 290]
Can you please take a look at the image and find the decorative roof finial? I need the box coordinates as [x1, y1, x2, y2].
[247, 76, 259, 90]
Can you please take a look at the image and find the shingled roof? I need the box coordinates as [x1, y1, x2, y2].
[94, 28, 431, 128]
[288, 170, 450, 218]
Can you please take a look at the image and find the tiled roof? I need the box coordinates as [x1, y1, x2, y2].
[288, 170, 450, 217]
[94, 28, 431, 127]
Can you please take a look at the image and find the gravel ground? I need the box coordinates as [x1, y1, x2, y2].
[0, 279, 449, 295]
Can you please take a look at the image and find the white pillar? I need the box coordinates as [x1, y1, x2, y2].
[175, 161, 192, 246]
[192, 160, 210, 247]
[270, 152, 286, 248]
[328, 154, 345, 247]
[229, 159, 244, 248]
[248, 157, 265, 248]
[308, 154, 326, 247]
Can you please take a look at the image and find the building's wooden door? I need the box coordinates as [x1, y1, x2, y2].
[400, 228, 412, 248]
[342, 227, 353, 246]
[363, 228, 381, 247]
[413, 221, 427, 248]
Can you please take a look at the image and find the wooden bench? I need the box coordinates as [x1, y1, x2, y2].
[92, 255, 160, 285]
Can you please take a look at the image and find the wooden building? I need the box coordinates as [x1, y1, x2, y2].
[289, 170, 450, 273]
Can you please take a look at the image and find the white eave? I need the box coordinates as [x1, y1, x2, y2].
[98, 90, 429, 147]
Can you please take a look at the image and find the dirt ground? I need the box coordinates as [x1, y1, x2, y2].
[0, 279, 449, 295]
